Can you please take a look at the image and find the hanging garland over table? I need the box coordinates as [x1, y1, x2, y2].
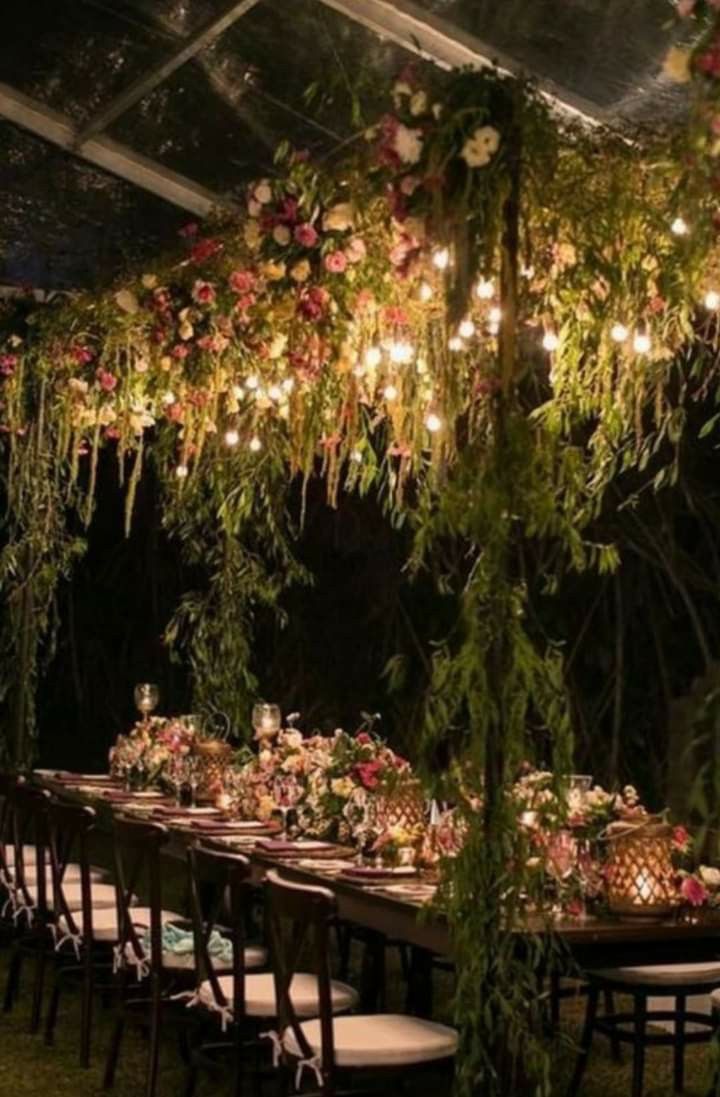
[4, 9, 720, 1088]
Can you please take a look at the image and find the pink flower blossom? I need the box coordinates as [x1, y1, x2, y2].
[278, 196, 299, 224]
[696, 46, 720, 77]
[354, 760, 383, 790]
[104, 426, 121, 440]
[680, 875, 708, 906]
[178, 222, 199, 238]
[70, 345, 94, 365]
[345, 237, 367, 264]
[95, 367, 117, 392]
[672, 824, 691, 851]
[324, 250, 347, 273]
[190, 237, 223, 264]
[399, 174, 421, 196]
[229, 269, 256, 294]
[383, 305, 408, 326]
[0, 354, 17, 376]
[171, 344, 190, 360]
[297, 286, 329, 321]
[196, 333, 229, 354]
[192, 279, 216, 305]
[355, 290, 375, 314]
[355, 732, 372, 745]
[294, 223, 319, 248]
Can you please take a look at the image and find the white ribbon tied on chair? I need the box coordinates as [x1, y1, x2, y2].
[171, 988, 233, 1032]
[294, 1055, 323, 1091]
[50, 922, 83, 961]
[260, 1028, 283, 1067]
[113, 942, 150, 981]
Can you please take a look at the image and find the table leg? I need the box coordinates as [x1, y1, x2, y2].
[406, 947, 434, 1017]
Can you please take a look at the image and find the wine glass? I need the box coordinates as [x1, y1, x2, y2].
[252, 702, 281, 743]
[134, 683, 159, 725]
[187, 755, 202, 808]
[273, 775, 300, 839]
[168, 754, 188, 807]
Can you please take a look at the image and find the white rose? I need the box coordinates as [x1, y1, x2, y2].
[253, 180, 273, 205]
[273, 225, 291, 246]
[323, 202, 355, 233]
[283, 730, 303, 750]
[392, 124, 423, 165]
[244, 220, 262, 250]
[409, 90, 428, 116]
[460, 126, 501, 169]
[700, 865, 720, 888]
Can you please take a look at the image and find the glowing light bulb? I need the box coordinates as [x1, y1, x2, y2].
[267, 384, 283, 401]
[610, 323, 629, 343]
[390, 341, 414, 364]
[448, 336, 464, 352]
[365, 346, 382, 368]
[249, 435, 262, 452]
[671, 216, 689, 236]
[458, 319, 476, 339]
[432, 247, 450, 270]
[419, 282, 433, 302]
[425, 412, 442, 433]
[476, 279, 494, 300]
[232, 384, 245, 399]
[383, 384, 398, 400]
[282, 377, 295, 393]
[521, 265, 535, 280]
[245, 375, 259, 390]
[542, 331, 559, 351]
[175, 464, 188, 479]
[633, 331, 651, 354]
[489, 306, 502, 324]
[705, 290, 720, 310]
[351, 449, 363, 463]
[224, 429, 239, 447]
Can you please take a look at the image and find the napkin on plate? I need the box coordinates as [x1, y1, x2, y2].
[339, 865, 418, 879]
[256, 839, 335, 854]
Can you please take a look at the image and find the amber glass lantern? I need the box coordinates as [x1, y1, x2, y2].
[195, 740, 233, 802]
[374, 778, 425, 831]
[605, 818, 678, 920]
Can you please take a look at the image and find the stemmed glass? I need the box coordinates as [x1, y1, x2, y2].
[134, 683, 159, 726]
[168, 754, 188, 807]
[353, 797, 377, 866]
[252, 703, 282, 743]
[187, 755, 202, 808]
[273, 775, 300, 839]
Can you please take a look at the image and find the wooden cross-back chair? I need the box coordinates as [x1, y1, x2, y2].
[266, 870, 458, 1097]
[0, 773, 19, 911]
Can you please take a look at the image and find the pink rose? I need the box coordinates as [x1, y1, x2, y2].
[294, 223, 318, 247]
[355, 732, 372, 745]
[190, 237, 222, 263]
[171, 344, 190, 360]
[680, 875, 708, 907]
[324, 250, 347, 273]
[297, 286, 329, 321]
[672, 824, 691, 850]
[229, 269, 256, 294]
[192, 279, 216, 305]
[345, 237, 367, 264]
[0, 354, 17, 376]
[96, 368, 117, 392]
[354, 760, 383, 790]
[70, 345, 94, 365]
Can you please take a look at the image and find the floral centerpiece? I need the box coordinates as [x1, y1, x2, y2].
[109, 716, 195, 790]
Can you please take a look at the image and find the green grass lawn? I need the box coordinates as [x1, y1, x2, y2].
[0, 944, 716, 1097]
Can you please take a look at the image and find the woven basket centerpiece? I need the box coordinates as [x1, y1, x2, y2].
[605, 817, 677, 920]
[374, 777, 425, 831]
[196, 739, 233, 801]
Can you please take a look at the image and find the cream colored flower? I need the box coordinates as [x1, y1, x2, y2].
[700, 865, 720, 888]
[262, 260, 286, 281]
[98, 405, 117, 426]
[409, 90, 428, 116]
[461, 125, 501, 168]
[253, 179, 273, 205]
[179, 321, 194, 341]
[282, 730, 303, 750]
[141, 273, 158, 289]
[392, 123, 423, 165]
[269, 333, 288, 359]
[273, 224, 291, 246]
[322, 202, 354, 233]
[663, 46, 691, 84]
[257, 795, 276, 821]
[330, 777, 355, 799]
[290, 259, 311, 283]
[115, 289, 139, 314]
[244, 219, 262, 250]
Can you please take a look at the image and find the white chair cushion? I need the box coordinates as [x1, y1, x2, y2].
[163, 943, 266, 972]
[27, 880, 118, 911]
[590, 963, 720, 988]
[198, 972, 358, 1019]
[21, 864, 105, 885]
[59, 905, 183, 943]
[284, 1014, 459, 1067]
[3, 845, 38, 866]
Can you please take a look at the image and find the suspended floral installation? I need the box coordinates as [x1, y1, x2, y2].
[4, 4, 720, 1089]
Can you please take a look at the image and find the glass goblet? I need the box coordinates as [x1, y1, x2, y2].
[169, 754, 188, 807]
[134, 683, 159, 725]
[252, 702, 281, 744]
[273, 775, 300, 839]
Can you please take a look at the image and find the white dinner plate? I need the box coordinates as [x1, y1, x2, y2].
[128, 790, 164, 799]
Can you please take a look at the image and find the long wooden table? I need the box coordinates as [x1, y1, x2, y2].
[36, 775, 720, 975]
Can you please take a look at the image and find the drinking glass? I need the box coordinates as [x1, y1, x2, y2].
[273, 775, 300, 839]
[169, 754, 188, 807]
[187, 755, 202, 808]
[134, 683, 159, 724]
[252, 702, 281, 742]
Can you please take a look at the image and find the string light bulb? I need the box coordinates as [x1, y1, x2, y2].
[419, 282, 433, 302]
[351, 449, 363, 463]
[476, 278, 494, 299]
[364, 346, 382, 369]
[161, 390, 176, 405]
[249, 435, 262, 452]
[542, 331, 559, 351]
[705, 290, 720, 310]
[224, 429, 239, 447]
[432, 247, 450, 270]
[633, 330, 651, 354]
[383, 384, 398, 400]
[282, 377, 295, 393]
[425, 412, 442, 433]
[175, 464, 188, 479]
[671, 216, 689, 237]
[458, 319, 476, 339]
[390, 341, 414, 364]
[448, 336, 464, 352]
[267, 384, 283, 401]
[610, 323, 629, 343]
[245, 375, 259, 390]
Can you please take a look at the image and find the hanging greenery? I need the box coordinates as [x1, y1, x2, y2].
[4, 12, 720, 1087]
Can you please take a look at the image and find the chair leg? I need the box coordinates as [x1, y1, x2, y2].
[673, 994, 686, 1094]
[80, 957, 94, 1068]
[3, 947, 23, 1012]
[567, 983, 599, 1097]
[103, 1014, 125, 1089]
[146, 973, 162, 1097]
[631, 994, 647, 1097]
[604, 989, 623, 1063]
[30, 938, 48, 1033]
[44, 970, 62, 1045]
